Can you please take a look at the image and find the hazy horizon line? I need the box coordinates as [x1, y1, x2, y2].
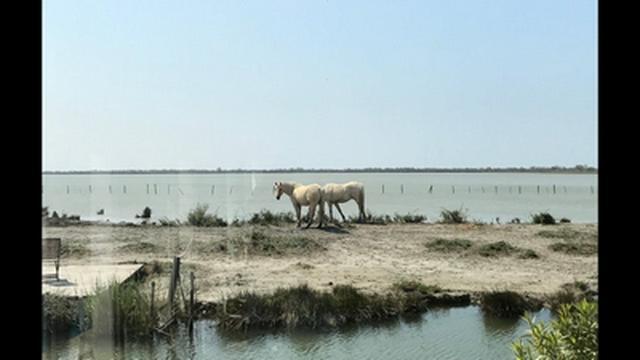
[43, 165, 597, 175]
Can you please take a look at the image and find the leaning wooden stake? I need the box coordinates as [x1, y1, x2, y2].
[168, 256, 181, 316]
[150, 281, 156, 326]
[189, 272, 195, 336]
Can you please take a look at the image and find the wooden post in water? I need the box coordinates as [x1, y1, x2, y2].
[89, 185, 92, 193]
[109, 185, 112, 194]
[590, 186, 594, 194]
[400, 184, 404, 194]
[518, 186, 522, 194]
[553, 184, 556, 194]
[211, 185, 215, 195]
[168, 256, 181, 316]
[494, 186, 498, 194]
[154, 184, 158, 195]
[189, 272, 195, 336]
[123, 185, 127, 194]
[381, 184, 384, 194]
[452, 185, 455, 194]
[146, 184, 150, 194]
[66, 185, 70, 194]
[537, 185, 540, 194]
[150, 281, 156, 325]
[428, 185, 433, 194]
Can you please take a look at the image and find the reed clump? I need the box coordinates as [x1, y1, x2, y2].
[545, 281, 597, 313]
[215, 282, 453, 331]
[531, 212, 556, 225]
[438, 208, 468, 224]
[42, 294, 89, 334]
[187, 204, 227, 227]
[480, 291, 541, 318]
[87, 282, 156, 339]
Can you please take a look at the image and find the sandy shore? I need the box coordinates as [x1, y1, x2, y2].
[43, 223, 598, 302]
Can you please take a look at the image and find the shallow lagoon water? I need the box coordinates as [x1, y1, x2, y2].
[43, 172, 597, 223]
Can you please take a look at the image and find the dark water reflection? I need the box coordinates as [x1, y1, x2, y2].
[43, 306, 553, 360]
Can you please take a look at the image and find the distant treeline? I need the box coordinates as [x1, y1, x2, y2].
[43, 165, 596, 175]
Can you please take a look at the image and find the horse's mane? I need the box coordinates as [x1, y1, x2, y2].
[280, 181, 301, 188]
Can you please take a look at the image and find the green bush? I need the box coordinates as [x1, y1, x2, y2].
[439, 208, 468, 224]
[187, 204, 227, 227]
[531, 212, 556, 225]
[512, 300, 598, 360]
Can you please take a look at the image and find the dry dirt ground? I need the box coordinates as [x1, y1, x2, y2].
[43, 223, 598, 303]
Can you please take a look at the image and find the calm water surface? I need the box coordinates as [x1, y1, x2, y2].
[42, 173, 597, 223]
[43, 306, 552, 360]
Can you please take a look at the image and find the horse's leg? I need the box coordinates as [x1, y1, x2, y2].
[305, 203, 316, 229]
[355, 192, 366, 223]
[295, 204, 302, 228]
[316, 200, 324, 229]
[328, 203, 334, 222]
[335, 203, 347, 222]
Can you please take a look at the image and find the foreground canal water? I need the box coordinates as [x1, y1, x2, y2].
[43, 306, 552, 359]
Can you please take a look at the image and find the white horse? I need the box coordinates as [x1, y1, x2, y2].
[322, 181, 366, 223]
[273, 181, 325, 228]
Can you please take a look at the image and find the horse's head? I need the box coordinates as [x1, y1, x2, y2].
[273, 182, 284, 200]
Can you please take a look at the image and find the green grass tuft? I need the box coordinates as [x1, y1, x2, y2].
[438, 208, 468, 224]
[426, 238, 473, 253]
[549, 242, 597, 256]
[531, 212, 556, 225]
[187, 204, 227, 227]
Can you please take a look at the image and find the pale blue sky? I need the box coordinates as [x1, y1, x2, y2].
[43, 0, 597, 171]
